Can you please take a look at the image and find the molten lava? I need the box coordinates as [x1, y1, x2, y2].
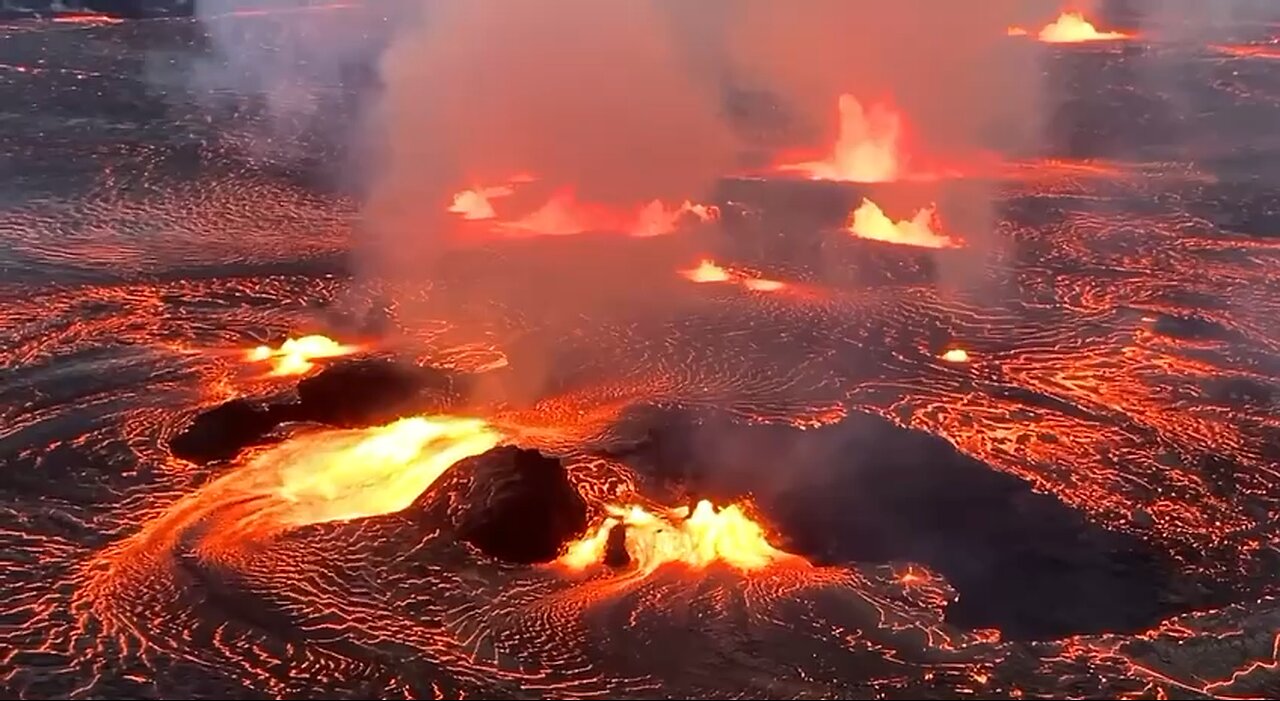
[51, 11, 124, 24]
[267, 416, 502, 528]
[741, 278, 787, 293]
[777, 94, 903, 182]
[846, 199, 959, 249]
[1213, 44, 1280, 60]
[447, 185, 514, 220]
[246, 334, 357, 376]
[681, 259, 732, 284]
[1026, 12, 1132, 43]
[941, 348, 971, 363]
[495, 190, 717, 238]
[680, 259, 789, 294]
[560, 499, 797, 575]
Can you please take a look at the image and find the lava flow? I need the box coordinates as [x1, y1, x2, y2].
[246, 334, 357, 376]
[1212, 43, 1280, 61]
[130, 416, 502, 554]
[846, 198, 960, 249]
[51, 11, 124, 25]
[1010, 11, 1133, 44]
[776, 94, 903, 182]
[560, 499, 799, 576]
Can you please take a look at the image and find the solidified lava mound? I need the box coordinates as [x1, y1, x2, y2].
[169, 399, 278, 463]
[608, 406, 1201, 641]
[169, 360, 461, 463]
[448, 447, 589, 564]
[290, 359, 456, 427]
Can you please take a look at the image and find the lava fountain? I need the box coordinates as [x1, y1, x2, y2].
[776, 94, 903, 183]
[560, 499, 799, 576]
[1009, 11, 1133, 44]
[246, 334, 358, 376]
[846, 199, 960, 249]
[681, 259, 732, 284]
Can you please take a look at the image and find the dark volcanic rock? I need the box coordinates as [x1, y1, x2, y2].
[610, 406, 1194, 641]
[293, 359, 453, 427]
[169, 399, 277, 463]
[452, 447, 589, 564]
[0, 0, 193, 19]
[602, 521, 630, 568]
[169, 360, 461, 464]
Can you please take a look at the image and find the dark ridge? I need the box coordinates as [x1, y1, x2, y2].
[1151, 313, 1238, 343]
[291, 359, 456, 427]
[168, 360, 462, 464]
[1201, 376, 1275, 409]
[449, 447, 589, 565]
[607, 405, 1200, 641]
[0, 0, 193, 19]
[169, 399, 278, 464]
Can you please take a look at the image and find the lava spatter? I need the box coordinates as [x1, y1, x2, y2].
[246, 334, 358, 376]
[846, 199, 960, 249]
[560, 499, 800, 576]
[1008, 11, 1134, 44]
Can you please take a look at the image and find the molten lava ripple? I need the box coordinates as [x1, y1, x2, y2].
[5, 8, 1280, 701]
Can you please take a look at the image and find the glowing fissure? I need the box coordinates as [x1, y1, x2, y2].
[560, 499, 797, 575]
[680, 259, 788, 293]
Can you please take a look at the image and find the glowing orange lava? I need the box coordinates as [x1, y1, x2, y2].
[941, 348, 971, 363]
[246, 334, 357, 376]
[846, 198, 960, 249]
[561, 499, 797, 575]
[457, 185, 716, 238]
[680, 259, 789, 293]
[777, 94, 903, 182]
[1022, 12, 1132, 43]
[741, 278, 786, 293]
[681, 259, 732, 283]
[447, 185, 514, 220]
[265, 416, 502, 528]
[149, 416, 503, 548]
[1212, 44, 1280, 60]
[51, 11, 124, 24]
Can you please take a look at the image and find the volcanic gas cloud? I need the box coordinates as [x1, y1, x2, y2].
[361, 0, 736, 273]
